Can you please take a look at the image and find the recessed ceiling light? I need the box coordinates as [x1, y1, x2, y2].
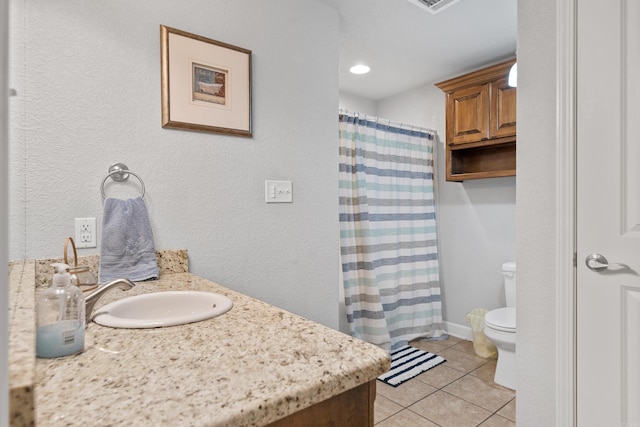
[349, 64, 371, 75]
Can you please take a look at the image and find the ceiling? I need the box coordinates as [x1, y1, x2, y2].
[318, 0, 517, 101]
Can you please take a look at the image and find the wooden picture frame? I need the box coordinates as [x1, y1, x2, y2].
[160, 25, 252, 137]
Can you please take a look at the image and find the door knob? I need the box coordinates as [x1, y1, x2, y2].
[585, 253, 631, 272]
[585, 253, 610, 271]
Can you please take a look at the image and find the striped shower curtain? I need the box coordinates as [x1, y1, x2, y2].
[339, 111, 446, 351]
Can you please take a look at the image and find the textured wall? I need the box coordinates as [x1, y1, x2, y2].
[9, 0, 341, 329]
[338, 91, 377, 116]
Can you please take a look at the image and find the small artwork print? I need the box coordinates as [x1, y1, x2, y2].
[161, 25, 251, 136]
[193, 63, 227, 105]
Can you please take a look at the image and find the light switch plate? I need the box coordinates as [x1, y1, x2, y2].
[265, 180, 293, 203]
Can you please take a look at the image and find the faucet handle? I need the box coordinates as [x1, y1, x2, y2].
[84, 279, 136, 324]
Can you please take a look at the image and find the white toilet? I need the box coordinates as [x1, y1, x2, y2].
[484, 262, 517, 390]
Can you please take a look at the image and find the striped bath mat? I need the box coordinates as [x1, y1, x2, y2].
[378, 345, 446, 387]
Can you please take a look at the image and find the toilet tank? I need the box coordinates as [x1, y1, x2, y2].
[502, 262, 517, 307]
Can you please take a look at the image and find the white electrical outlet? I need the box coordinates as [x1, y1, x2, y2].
[74, 218, 97, 248]
[265, 180, 293, 203]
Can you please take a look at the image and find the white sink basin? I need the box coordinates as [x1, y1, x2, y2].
[92, 291, 233, 329]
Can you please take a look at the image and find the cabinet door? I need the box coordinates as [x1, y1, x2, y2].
[447, 84, 489, 144]
[489, 77, 516, 139]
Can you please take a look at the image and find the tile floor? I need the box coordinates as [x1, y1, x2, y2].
[374, 336, 516, 427]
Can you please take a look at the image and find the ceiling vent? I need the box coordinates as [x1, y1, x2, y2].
[406, 0, 463, 14]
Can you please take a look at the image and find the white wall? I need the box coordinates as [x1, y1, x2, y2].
[338, 91, 377, 116]
[517, 0, 558, 424]
[8, 0, 341, 330]
[341, 83, 517, 333]
[1, 0, 9, 423]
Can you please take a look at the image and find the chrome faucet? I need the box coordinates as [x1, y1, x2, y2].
[84, 278, 135, 323]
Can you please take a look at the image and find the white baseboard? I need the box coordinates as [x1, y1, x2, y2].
[444, 321, 473, 341]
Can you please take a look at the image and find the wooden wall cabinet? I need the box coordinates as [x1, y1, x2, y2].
[436, 59, 516, 181]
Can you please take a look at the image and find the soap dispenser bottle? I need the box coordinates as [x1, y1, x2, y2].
[36, 263, 86, 358]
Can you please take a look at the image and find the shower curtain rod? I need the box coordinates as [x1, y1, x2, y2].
[339, 108, 435, 135]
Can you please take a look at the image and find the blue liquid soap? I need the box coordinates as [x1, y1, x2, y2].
[36, 320, 84, 358]
[37, 263, 86, 358]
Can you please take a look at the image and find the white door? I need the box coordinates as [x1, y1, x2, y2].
[577, 0, 640, 425]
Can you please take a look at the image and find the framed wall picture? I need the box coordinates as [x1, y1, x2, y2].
[160, 25, 252, 137]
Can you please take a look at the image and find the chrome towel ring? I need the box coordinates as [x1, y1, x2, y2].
[101, 163, 146, 199]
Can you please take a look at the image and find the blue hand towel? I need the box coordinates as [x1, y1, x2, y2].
[98, 197, 159, 284]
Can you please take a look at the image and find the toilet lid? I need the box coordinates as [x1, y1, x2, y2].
[485, 307, 516, 332]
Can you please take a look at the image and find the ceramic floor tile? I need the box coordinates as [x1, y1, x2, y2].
[414, 364, 466, 389]
[439, 347, 489, 373]
[497, 398, 516, 422]
[376, 378, 437, 407]
[439, 335, 464, 347]
[470, 359, 498, 383]
[375, 339, 517, 426]
[478, 414, 516, 426]
[443, 375, 515, 412]
[374, 394, 403, 424]
[450, 340, 477, 355]
[375, 409, 439, 427]
[410, 340, 449, 355]
[409, 391, 492, 427]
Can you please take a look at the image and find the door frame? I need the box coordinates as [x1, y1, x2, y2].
[1, 0, 9, 421]
[555, 0, 577, 425]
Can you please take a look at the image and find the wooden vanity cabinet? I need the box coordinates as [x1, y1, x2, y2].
[436, 59, 516, 181]
[267, 380, 376, 427]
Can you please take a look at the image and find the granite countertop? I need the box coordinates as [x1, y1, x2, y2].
[10, 258, 390, 426]
[8, 260, 37, 427]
